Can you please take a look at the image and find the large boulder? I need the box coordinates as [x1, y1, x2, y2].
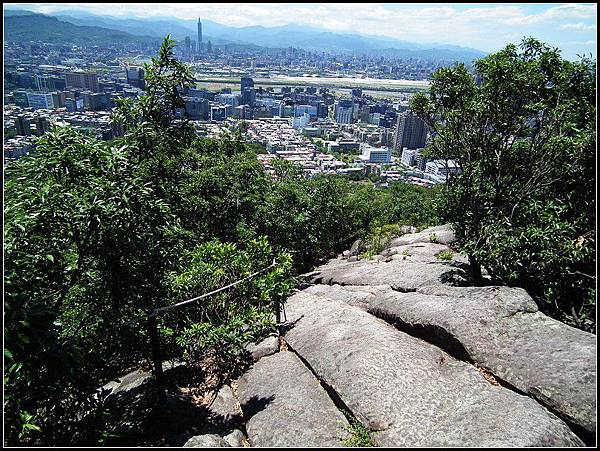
[283, 291, 583, 447]
[236, 351, 350, 447]
[184, 434, 229, 447]
[349, 239, 364, 256]
[208, 384, 242, 426]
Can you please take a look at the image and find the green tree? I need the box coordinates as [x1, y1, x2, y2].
[411, 38, 595, 329]
[4, 126, 182, 445]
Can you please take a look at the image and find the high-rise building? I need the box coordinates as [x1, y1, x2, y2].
[15, 115, 31, 136]
[197, 18, 203, 51]
[393, 112, 427, 154]
[126, 66, 145, 90]
[65, 71, 99, 92]
[34, 74, 65, 92]
[35, 116, 52, 136]
[51, 91, 67, 108]
[184, 97, 209, 120]
[241, 76, 254, 91]
[26, 91, 54, 110]
[241, 87, 256, 109]
[334, 99, 355, 124]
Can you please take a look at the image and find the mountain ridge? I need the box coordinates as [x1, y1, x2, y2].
[4, 7, 486, 61]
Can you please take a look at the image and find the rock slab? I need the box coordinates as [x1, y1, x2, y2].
[245, 335, 279, 362]
[361, 284, 597, 436]
[236, 351, 350, 447]
[283, 291, 583, 447]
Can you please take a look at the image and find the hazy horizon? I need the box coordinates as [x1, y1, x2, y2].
[4, 3, 597, 59]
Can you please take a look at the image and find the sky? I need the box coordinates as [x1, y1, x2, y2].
[5, 3, 597, 58]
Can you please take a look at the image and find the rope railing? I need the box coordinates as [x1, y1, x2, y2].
[142, 259, 279, 403]
[152, 259, 277, 315]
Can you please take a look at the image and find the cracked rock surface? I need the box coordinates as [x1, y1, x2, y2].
[283, 290, 583, 447]
[221, 225, 595, 447]
[303, 283, 596, 436]
[236, 351, 350, 447]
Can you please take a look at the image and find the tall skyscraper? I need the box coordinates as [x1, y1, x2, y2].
[393, 112, 428, 153]
[197, 18, 203, 52]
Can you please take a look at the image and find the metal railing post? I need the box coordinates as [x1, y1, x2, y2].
[147, 313, 167, 405]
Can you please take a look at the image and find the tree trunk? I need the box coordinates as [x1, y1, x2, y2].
[468, 254, 483, 286]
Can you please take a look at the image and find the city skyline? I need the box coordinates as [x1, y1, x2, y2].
[5, 3, 597, 59]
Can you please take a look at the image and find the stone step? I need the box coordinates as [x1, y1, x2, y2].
[236, 350, 350, 447]
[283, 290, 584, 447]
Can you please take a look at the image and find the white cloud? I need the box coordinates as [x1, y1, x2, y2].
[560, 22, 596, 31]
[5, 3, 597, 57]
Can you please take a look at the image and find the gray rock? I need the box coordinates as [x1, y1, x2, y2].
[236, 351, 350, 447]
[399, 225, 417, 235]
[349, 239, 364, 256]
[390, 224, 455, 247]
[342, 250, 351, 258]
[283, 291, 583, 447]
[308, 254, 469, 291]
[101, 369, 151, 396]
[184, 433, 229, 447]
[361, 284, 596, 435]
[223, 429, 245, 447]
[209, 385, 241, 425]
[101, 360, 186, 396]
[381, 242, 461, 262]
[246, 335, 279, 362]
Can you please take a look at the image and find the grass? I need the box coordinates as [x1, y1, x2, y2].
[342, 416, 374, 447]
[436, 249, 454, 261]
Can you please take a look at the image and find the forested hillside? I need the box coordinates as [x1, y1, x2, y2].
[4, 11, 156, 45]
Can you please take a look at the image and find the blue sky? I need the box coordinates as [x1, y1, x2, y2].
[5, 3, 597, 58]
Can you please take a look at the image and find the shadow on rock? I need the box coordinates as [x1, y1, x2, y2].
[240, 394, 275, 420]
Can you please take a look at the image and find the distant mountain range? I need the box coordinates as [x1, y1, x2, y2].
[4, 10, 158, 46]
[4, 7, 487, 62]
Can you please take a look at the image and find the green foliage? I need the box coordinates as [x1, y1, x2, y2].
[360, 224, 403, 259]
[343, 415, 374, 447]
[412, 38, 596, 329]
[436, 250, 454, 261]
[166, 237, 293, 376]
[389, 181, 441, 230]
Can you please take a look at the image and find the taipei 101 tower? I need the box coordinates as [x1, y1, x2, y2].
[197, 17, 203, 52]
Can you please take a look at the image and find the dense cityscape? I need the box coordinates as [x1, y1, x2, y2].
[4, 15, 460, 187]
